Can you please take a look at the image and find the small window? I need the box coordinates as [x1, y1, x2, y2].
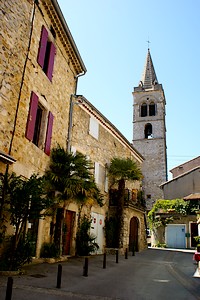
[149, 102, 156, 116]
[144, 123, 152, 139]
[94, 162, 105, 191]
[132, 189, 138, 201]
[124, 189, 130, 204]
[26, 92, 54, 156]
[37, 26, 56, 81]
[89, 116, 99, 139]
[33, 105, 43, 146]
[141, 103, 147, 117]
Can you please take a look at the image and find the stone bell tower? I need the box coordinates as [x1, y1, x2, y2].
[133, 49, 167, 210]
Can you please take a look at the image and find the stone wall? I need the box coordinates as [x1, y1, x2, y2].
[0, 0, 33, 156]
[0, 0, 79, 177]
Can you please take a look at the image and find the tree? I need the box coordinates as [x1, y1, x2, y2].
[45, 145, 103, 253]
[108, 157, 142, 248]
[0, 173, 51, 270]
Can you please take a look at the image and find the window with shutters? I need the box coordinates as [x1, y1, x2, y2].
[37, 25, 56, 81]
[89, 116, 99, 139]
[94, 162, 106, 191]
[25, 92, 54, 156]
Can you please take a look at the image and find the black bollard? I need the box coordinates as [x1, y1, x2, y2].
[5, 277, 13, 300]
[103, 252, 106, 269]
[116, 249, 119, 263]
[125, 248, 128, 259]
[83, 257, 88, 277]
[56, 264, 62, 288]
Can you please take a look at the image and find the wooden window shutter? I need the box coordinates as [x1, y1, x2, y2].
[25, 92, 38, 141]
[44, 112, 54, 155]
[46, 42, 56, 81]
[37, 25, 48, 68]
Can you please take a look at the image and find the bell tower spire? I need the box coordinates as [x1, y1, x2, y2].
[140, 49, 158, 89]
[132, 49, 167, 210]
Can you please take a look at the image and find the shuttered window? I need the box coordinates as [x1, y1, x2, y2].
[37, 26, 48, 68]
[26, 92, 54, 155]
[25, 92, 39, 141]
[37, 25, 56, 81]
[46, 42, 56, 81]
[44, 112, 54, 156]
[89, 116, 99, 139]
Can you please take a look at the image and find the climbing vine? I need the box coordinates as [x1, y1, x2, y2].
[148, 199, 198, 230]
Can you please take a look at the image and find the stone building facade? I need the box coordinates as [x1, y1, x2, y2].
[0, 0, 86, 256]
[170, 156, 200, 179]
[133, 49, 167, 210]
[70, 96, 147, 253]
[0, 0, 86, 177]
[0, 0, 147, 257]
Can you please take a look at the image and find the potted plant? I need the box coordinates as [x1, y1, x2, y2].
[194, 236, 200, 252]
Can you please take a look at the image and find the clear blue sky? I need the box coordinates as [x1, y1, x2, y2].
[58, 0, 200, 179]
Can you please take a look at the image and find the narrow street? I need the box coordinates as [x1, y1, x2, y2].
[0, 248, 199, 300]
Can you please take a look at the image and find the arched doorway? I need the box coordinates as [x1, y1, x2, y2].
[129, 217, 139, 252]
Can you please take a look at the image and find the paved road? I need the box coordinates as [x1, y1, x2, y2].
[0, 248, 200, 300]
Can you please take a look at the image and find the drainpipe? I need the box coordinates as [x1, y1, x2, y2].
[67, 94, 83, 153]
[0, 0, 37, 221]
[67, 71, 86, 153]
[8, 0, 37, 157]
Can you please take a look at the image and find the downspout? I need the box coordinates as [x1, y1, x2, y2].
[8, 0, 37, 157]
[67, 71, 86, 153]
[0, 1, 37, 221]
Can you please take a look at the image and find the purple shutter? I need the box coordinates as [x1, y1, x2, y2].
[44, 112, 54, 156]
[46, 42, 56, 81]
[25, 92, 38, 141]
[37, 25, 48, 68]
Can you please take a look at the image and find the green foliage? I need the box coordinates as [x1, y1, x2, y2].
[194, 236, 200, 245]
[154, 242, 167, 248]
[0, 234, 35, 271]
[148, 199, 195, 230]
[108, 157, 142, 183]
[104, 216, 119, 248]
[108, 157, 142, 247]
[76, 215, 99, 256]
[7, 173, 52, 226]
[40, 242, 60, 258]
[45, 145, 103, 207]
[0, 172, 52, 270]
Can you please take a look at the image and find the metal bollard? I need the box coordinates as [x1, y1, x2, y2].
[83, 257, 88, 277]
[116, 249, 119, 263]
[125, 248, 128, 259]
[56, 264, 62, 288]
[5, 277, 13, 300]
[103, 252, 106, 269]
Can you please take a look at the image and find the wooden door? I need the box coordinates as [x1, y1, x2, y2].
[190, 222, 198, 248]
[62, 210, 75, 255]
[129, 217, 139, 252]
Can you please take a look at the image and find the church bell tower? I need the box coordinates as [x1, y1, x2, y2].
[133, 49, 167, 210]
